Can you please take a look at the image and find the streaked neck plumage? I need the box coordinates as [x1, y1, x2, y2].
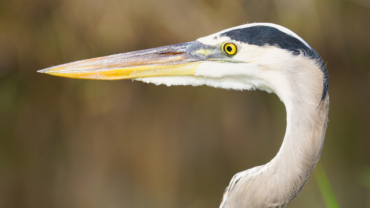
[220, 53, 329, 208]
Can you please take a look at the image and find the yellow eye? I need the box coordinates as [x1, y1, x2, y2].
[223, 43, 237, 55]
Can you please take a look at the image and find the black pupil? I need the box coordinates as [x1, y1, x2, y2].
[227, 46, 232, 52]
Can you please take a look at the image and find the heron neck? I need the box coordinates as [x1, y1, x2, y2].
[222, 97, 329, 208]
[220, 57, 330, 208]
[268, 90, 329, 204]
[221, 77, 329, 208]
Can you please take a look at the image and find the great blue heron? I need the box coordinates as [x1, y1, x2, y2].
[38, 23, 329, 208]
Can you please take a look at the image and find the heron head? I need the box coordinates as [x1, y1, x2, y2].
[38, 23, 330, 208]
[38, 23, 327, 100]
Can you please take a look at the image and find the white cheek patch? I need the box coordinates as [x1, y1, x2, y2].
[195, 61, 275, 93]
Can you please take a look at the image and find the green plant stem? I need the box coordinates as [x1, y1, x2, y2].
[314, 162, 340, 208]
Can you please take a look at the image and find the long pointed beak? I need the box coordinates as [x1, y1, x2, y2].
[38, 41, 212, 80]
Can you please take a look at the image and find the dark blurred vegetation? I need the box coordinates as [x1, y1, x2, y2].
[0, 0, 369, 207]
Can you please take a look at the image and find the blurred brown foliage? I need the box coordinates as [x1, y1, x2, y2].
[0, 0, 369, 207]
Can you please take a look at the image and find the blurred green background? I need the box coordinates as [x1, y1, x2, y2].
[0, 0, 369, 207]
